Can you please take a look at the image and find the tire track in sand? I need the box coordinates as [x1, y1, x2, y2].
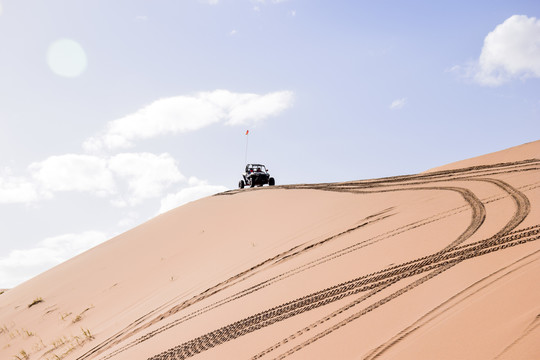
[94, 184, 482, 360]
[149, 227, 540, 360]
[349, 177, 532, 360]
[82, 161, 537, 360]
[79, 210, 393, 360]
[149, 169, 533, 359]
[249, 175, 531, 359]
[363, 249, 540, 360]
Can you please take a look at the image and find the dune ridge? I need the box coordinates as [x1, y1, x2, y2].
[1, 141, 539, 360]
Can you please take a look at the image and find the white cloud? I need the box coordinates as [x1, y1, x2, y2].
[252, 0, 289, 3]
[390, 98, 407, 110]
[250, 0, 290, 10]
[29, 154, 115, 196]
[158, 177, 228, 214]
[226, 90, 294, 125]
[84, 96, 223, 151]
[445, 65, 462, 74]
[4, 88, 291, 206]
[229, 29, 238, 36]
[83, 90, 294, 152]
[200, 0, 219, 4]
[0, 170, 40, 204]
[0, 231, 108, 288]
[18, 152, 183, 205]
[134, 15, 148, 22]
[472, 15, 540, 86]
[117, 211, 140, 228]
[108, 153, 184, 205]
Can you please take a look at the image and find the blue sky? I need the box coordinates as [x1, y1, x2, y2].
[0, 0, 539, 288]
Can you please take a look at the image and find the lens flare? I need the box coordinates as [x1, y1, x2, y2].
[47, 39, 88, 78]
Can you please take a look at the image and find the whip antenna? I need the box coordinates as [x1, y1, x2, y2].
[244, 130, 249, 164]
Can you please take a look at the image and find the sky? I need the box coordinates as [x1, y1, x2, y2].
[0, 0, 539, 288]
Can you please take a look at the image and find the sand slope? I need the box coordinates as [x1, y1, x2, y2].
[1, 141, 539, 360]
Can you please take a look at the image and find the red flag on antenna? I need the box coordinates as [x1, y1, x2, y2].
[245, 130, 249, 135]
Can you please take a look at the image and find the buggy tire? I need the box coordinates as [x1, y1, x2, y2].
[239, 180, 245, 189]
[269, 177, 275, 186]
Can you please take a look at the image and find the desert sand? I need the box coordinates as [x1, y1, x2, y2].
[1, 140, 539, 360]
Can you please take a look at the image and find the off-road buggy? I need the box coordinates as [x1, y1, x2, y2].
[239, 164, 275, 188]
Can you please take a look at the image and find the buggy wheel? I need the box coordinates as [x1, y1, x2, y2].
[238, 180, 245, 189]
[269, 177, 275, 186]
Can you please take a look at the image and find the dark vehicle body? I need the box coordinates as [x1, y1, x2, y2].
[239, 164, 275, 188]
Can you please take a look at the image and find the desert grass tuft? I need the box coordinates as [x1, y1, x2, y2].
[31, 337, 47, 352]
[13, 349, 29, 360]
[81, 328, 94, 340]
[28, 297, 44, 308]
[23, 328, 35, 337]
[71, 305, 94, 323]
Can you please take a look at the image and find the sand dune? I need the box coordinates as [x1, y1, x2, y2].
[1, 141, 539, 360]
